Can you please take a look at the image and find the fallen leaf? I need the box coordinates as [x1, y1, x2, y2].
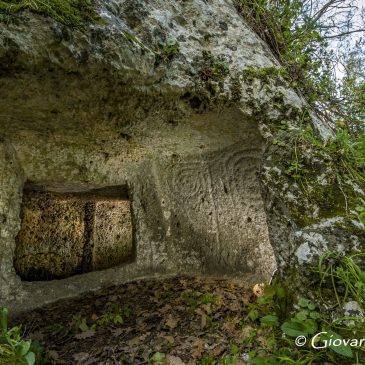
[252, 283, 265, 297]
[112, 328, 123, 336]
[75, 329, 96, 339]
[128, 333, 148, 346]
[165, 316, 178, 329]
[48, 351, 59, 360]
[192, 338, 205, 358]
[73, 352, 89, 362]
[159, 305, 172, 314]
[211, 345, 225, 356]
[234, 360, 247, 365]
[163, 335, 175, 344]
[201, 303, 212, 314]
[180, 280, 188, 288]
[201, 313, 207, 329]
[164, 355, 186, 365]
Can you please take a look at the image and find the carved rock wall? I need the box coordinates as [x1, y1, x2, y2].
[2, 0, 358, 314]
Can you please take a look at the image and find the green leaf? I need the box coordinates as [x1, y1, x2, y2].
[321, 331, 353, 358]
[258, 296, 269, 305]
[19, 340, 31, 356]
[247, 309, 259, 321]
[296, 311, 308, 321]
[114, 315, 124, 325]
[281, 320, 307, 337]
[153, 352, 166, 363]
[359, 212, 365, 225]
[79, 319, 90, 332]
[281, 318, 317, 337]
[25, 352, 36, 365]
[275, 286, 286, 299]
[310, 311, 320, 320]
[261, 315, 279, 326]
[251, 357, 270, 365]
[230, 344, 239, 355]
[301, 319, 317, 334]
[298, 298, 310, 307]
[263, 286, 276, 298]
[166, 39, 177, 46]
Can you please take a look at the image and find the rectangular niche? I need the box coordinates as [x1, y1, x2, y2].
[14, 183, 134, 281]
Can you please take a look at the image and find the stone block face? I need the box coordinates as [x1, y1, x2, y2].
[91, 200, 133, 270]
[13, 189, 134, 280]
[14, 192, 86, 280]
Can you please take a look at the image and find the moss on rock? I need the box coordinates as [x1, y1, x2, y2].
[0, 0, 102, 29]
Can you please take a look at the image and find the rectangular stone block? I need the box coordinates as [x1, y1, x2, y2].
[14, 185, 134, 281]
[91, 200, 133, 270]
[14, 192, 86, 280]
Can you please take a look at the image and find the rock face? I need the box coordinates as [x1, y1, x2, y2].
[0, 0, 364, 313]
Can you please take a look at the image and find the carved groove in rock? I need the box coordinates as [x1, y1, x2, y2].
[163, 143, 276, 278]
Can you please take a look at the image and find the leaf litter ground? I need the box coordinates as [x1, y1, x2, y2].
[14, 277, 259, 365]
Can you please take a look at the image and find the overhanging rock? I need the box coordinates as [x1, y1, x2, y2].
[1, 0, 364, 314]
[0, 106, 277, 313]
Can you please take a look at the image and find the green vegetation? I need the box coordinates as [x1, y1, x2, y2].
[0, 302, 133, 364]
[318, 252, 365, 308]
[158, 39, 180, 62]
[122, 30, 156, 54]
[240, 66, 363, 227]
[236, 0, 365, 134]
[236, 3, 365, 229]
[0, 0, 102, 29]
[3, 258, 365, 364]
[0, 307, 36, 365]
[242, 66, 290, 86]
[182, 290, 216, 310]
[151, 352, 166, 364]
[300, 128, 365, 221]
[69, 302, 132, 334]
[242, 252, 365, 364]
[200, 52, 230, 81]
[96, 303, 131, 326]
[146, 253, 365, 364]
[70, 314, 95, 334]
[209, 60, 230, 80]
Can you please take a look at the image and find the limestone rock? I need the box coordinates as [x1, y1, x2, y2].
[0, 0, 363, 313]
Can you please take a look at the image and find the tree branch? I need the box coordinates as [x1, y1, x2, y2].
[324, 28, 365, 39]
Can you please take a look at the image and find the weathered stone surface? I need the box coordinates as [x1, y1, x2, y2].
[14, 192, 86, 280]
[14, 190, 134, 279]
[0, 0, 363, 313]
[0, 138, 24, 302]
[92, 200, 133, 271]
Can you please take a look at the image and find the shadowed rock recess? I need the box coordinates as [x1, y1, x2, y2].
[0, 0, 364, 314]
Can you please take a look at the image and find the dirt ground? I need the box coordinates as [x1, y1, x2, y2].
[13, 277, 260, 365]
